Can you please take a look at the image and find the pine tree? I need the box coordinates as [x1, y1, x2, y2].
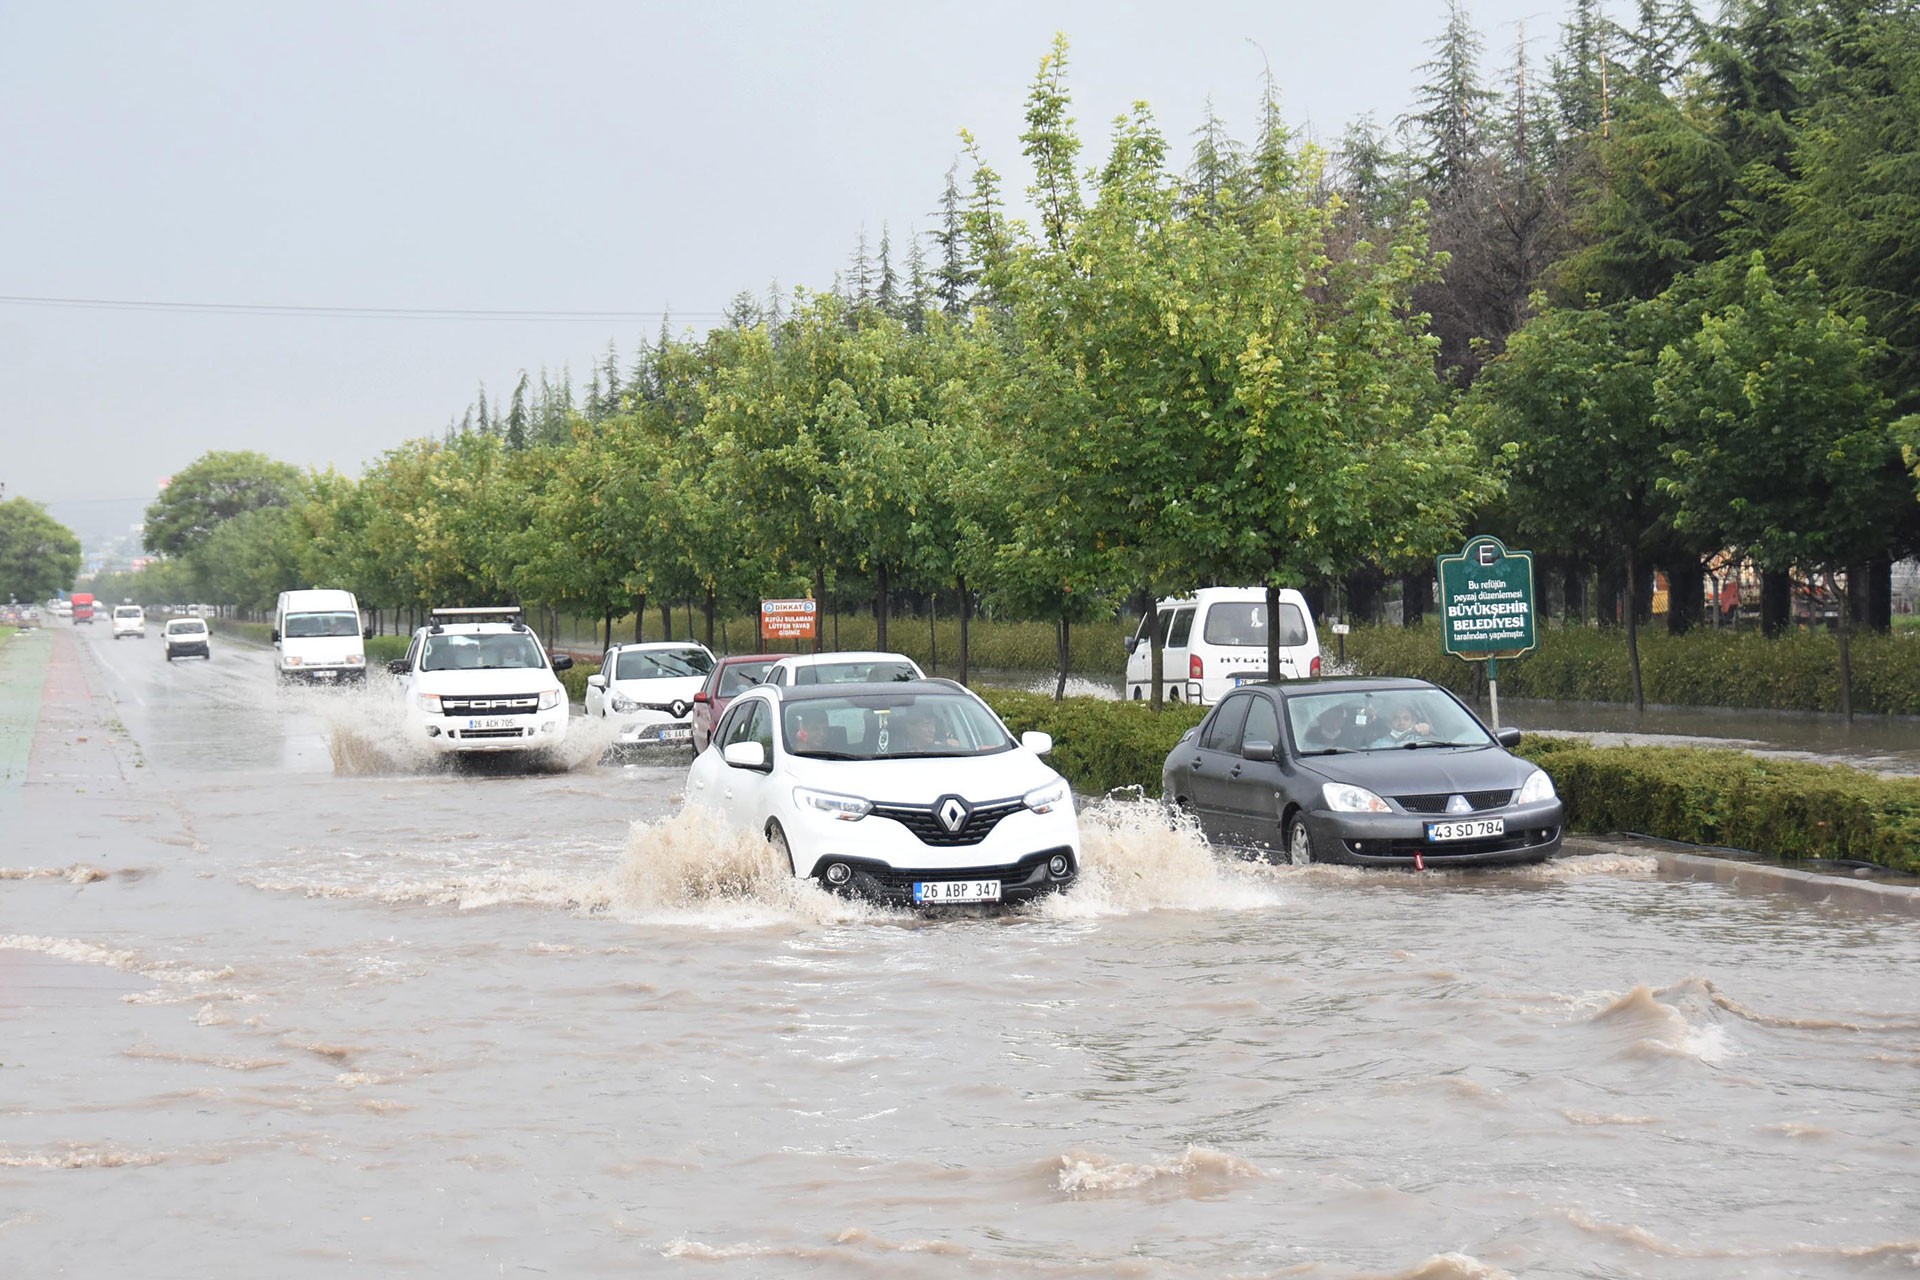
[1622, 0, 1702, 94]
[601, 338, 623, 413]
[930, 162, 973, 315]
[1407, 0, 1499, 198]
[506, 372, 530, 451]
[903, 232, 930, 333]
[847, 225, 874, 308]
[1549, 0, 1615, 144]
[1185, 97, 1246, 218]
[475, 384, 492, 436]
[876, 223, 900, 315]
[1702, 0, 1804, 253]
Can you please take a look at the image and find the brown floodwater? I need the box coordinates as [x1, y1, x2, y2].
[1, 628, 1916, 1278]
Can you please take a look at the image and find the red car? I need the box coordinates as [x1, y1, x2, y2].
[689, 653, 782, 753]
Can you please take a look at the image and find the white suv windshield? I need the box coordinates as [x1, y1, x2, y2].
[285, 611, 360, 639]
[782, 692, 1011, 759]
[167, 621, 206, 635]
[423, 632, 546, 672]
[615, 648, 713, 680]
[115, 607, 143, 619]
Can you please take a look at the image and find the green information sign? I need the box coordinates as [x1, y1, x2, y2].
[1438, 535, 1537, 659]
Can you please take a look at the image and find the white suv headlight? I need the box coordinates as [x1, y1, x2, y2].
[794, 787, 872, 821]
[537, 689, 563, 711]
[1023, 779, 1069, 814]
[1322, 782, 1391, 813]
[1517, 769, 1557, 804]
[345, 654, 365, 666]
[610, 694, 639, 713]
[417, 693, 442, 713]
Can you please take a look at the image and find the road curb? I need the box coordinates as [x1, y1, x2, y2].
[1567, 834, 1920, 916]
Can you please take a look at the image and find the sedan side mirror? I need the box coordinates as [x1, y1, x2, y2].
[585, 673, 605, 689]
[551, 654, 574, 672]
[1241, 739, 1276, 762]
[385, 658, 409, 675]
[722, 741, 767, 770]
[1021, 730, 1053, 756]
[1495, 727, 1523, 748]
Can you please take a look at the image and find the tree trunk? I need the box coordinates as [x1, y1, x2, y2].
[814, 564, 828, 654]
[1665, 554, 1705, 635]
[659, 600, 672, 642]
[1761, 570, 1792, 637]
[602, 612, 612, 651]
[1625, 548, 1645, 713]
[633, 593, 646, 643]
[875, 562, 890, 650]
[957, 574, 972, 686]
[1055, 614, 1069, 701]
[1598, 561, 1625, 627]
[1265, 581, 1282, 687]
[1562, 563, 1586, 624]
[1400, 571, 1432, 627]
[703, 587, 715, 651]
[928, 590, 937, 674]
[1344, 566, 1385, 625]
[1828, 568, 1855, 720]
[1149, 597, 1165, 712]
[1849, 557, 1894, 634]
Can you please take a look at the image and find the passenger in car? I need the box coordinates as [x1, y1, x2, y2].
[791, 706, 829, 749]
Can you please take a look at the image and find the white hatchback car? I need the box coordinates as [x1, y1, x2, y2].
[686, 680, 1079, 907]
[386, 608, 574, 754]
[583, 641, 716, 748]
[758, 650, 925, 688]
[111, 605, 147, 639]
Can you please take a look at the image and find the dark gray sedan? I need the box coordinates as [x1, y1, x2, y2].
[1160, 676, 1565, 868]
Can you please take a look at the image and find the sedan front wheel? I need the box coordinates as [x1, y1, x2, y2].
[1285, 815, 1315, 867]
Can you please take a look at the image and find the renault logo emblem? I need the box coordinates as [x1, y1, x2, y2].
[936, 796, 971, 833]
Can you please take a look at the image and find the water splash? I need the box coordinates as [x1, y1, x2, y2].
[1053, 1145, 1263, 1195]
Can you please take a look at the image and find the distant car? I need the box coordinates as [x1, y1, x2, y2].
[111, 605, 146, 639]
[687, 679, 1079, 906]
[758, 650, 925, 688]
[582, 641, 716, 748]
[163, 617, 211, 661]
[689, 653, 782, 753]
[1160, 676, 1564, 869]
[386, 608, 574, 755]
[1125, 587, 1322, 705]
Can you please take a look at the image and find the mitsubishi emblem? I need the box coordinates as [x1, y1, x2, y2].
[1446, 794, 1473, 815]
[936, 796, 971, 834]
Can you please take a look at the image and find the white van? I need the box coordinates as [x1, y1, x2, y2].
[273, 588, 369, 684]
[1124, 587, 1321, 704]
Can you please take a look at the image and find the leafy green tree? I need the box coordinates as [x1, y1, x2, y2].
[0, 498, 82, 601]
[143, 450, 303, 559]
[1655, 256, 1909, 716]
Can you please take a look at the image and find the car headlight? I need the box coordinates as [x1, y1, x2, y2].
[538, 689, 563, 711]
[610, 694, 639, 713]
[285, 655, 302, 666]
[794, 786, 871, 821]
[1322, 782, 1391, 813]
[345, 654, 365, 666]
[1023, 779, 1069, 814]
[1517, 769, 1557, 804]
[417, 694, 442, 713]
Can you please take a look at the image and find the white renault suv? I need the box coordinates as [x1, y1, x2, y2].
[583, 641, 715, 748]
[387, 608, 575, 754]
[686, 679, 1079, 906]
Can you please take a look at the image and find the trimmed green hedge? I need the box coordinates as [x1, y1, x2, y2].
[1340, 621, 1920, 715]
[980, 689, 1919, 873]
[1518, 737, 1920, 874]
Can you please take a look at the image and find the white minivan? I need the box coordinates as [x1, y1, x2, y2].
[273, 588, 369, 684]
[1124, 587, 1321, 705]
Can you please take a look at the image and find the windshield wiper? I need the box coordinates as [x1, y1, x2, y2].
[790, 749, 865, 760]
[1298, 747, 1350, 756]
[1402, 740, 1475, 749]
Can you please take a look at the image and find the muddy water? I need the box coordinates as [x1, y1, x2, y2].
[2, 628, 1917, 1278]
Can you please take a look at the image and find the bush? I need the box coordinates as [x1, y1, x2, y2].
[1516, 737, 1920, 873]
[978, 690, 1203, 799]
[1340, 621, 1920, 715]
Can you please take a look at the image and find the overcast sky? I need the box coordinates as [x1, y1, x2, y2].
[3, 0, 1566, 540]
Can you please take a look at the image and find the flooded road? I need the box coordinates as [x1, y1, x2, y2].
[3, 626, 1918, 1278]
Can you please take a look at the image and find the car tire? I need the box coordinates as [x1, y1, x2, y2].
[165, 652, 173, 662]
[766, 820, 795, 877]
[1284, 814, 1315, 866]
